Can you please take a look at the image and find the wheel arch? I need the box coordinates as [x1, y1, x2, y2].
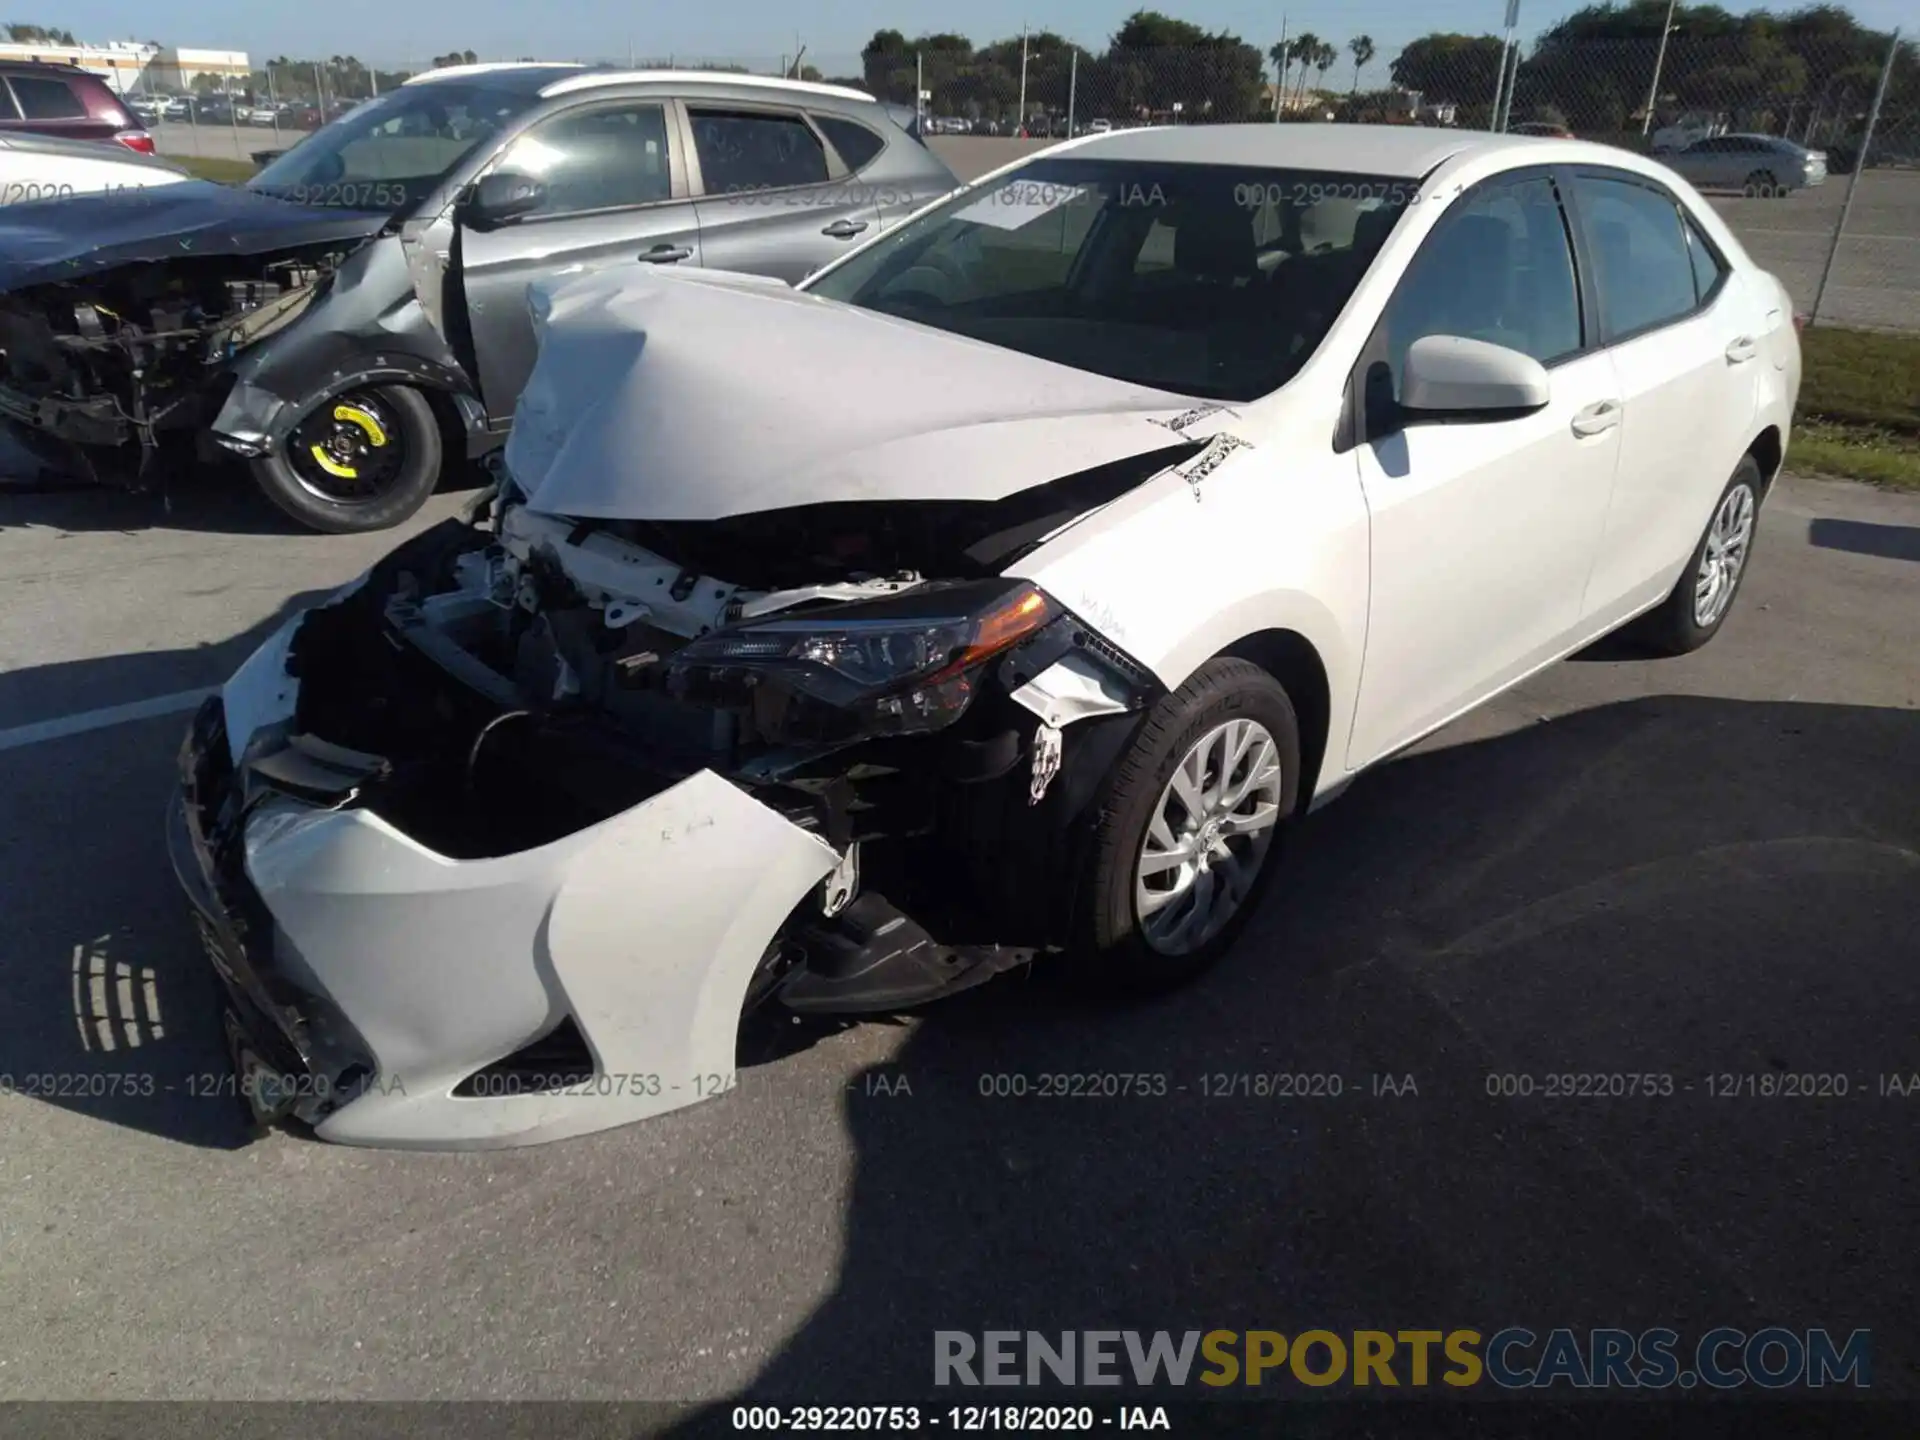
[1212, 628, 1333, 812]
[1748, 423, 1784, 494]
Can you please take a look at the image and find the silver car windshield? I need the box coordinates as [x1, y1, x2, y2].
[249, 83, 537, 213]
[803, 156, 1416, 401]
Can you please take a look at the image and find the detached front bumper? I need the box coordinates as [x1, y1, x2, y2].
[170, 693, 840, 1150]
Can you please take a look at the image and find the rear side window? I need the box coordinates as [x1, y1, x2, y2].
[690, 109, 828, 193]
[814, 115, 884, 173]
[9, 75, 87, 120]
[1381, 173, 1583, 394]
[1683, 215, 1728, 304]
[1571, 175, 1699, 339]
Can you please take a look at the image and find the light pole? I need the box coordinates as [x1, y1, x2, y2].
[1639, 0, 1679, 136]
[1017, 25, 1029, 132]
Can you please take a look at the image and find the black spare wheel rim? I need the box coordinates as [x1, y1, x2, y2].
[287, 390, 407, 502]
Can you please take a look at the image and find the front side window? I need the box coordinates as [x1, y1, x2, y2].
[250, 81, 536, 212]
[803, 157, 1416, 401]
[10, 76, 85, 120]
[1572, 174, 1699, 339]
[690, 108, 829, 193]
[1378, 173, 1582, 398]
[494, 103, 673, 217]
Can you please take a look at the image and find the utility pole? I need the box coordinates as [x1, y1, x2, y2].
[1018, 25, 1029, 131]
[1273, 15, 1287, 122]
[1067, 49, 1078, 137]
[916, 50, 924, 130]
[1639, 0, 1678, 136]
[1491, 0, 1519, 132]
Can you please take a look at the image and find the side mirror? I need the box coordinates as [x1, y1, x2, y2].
[1400, 334, 1550, 421]
[461, 171, 548, 228]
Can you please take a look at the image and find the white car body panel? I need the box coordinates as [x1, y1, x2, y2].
[1347, 346, 1624, 767]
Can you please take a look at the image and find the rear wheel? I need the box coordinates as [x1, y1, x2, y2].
[249, 384, 443, 533]
[1067, 659, 1301, 993]
[1743, 169, 1783, 197]
[1632, 455, 1763, 656]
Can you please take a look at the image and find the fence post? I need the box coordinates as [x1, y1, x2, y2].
[228, 77, 241, 159]
[1640, 0, 1678, 135]
[267, 65, 279, 143]
[313, 61, 325, 123]
[916, 50, 923, 129]
[1067, 50, 1078, 138]
[1810, 27, 1901, 326]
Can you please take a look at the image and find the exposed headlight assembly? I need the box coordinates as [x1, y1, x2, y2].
[666, 580, 1055, 742]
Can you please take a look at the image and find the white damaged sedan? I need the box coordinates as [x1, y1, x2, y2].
[170, 125, 1800, 1148]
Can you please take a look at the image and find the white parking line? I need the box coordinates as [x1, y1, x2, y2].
[0, 687, 213, 753]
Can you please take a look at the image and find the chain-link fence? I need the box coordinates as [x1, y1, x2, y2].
[132, 33, 1917, 331]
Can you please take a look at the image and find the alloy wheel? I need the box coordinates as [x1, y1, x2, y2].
[1694, 482, 1756, 628]
[1134, 718, 1284, 956]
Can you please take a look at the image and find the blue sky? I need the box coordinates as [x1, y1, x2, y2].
[50, 0, 1915, 73]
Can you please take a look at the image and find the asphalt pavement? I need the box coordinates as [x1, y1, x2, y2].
[0, 451, 1916, 1411]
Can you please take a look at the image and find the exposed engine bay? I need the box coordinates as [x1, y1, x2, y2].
[255, 479, 1161, 1032]
[0, 250, 341, 470]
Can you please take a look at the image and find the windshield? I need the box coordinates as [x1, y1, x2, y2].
[249, 83, 537, 213]
[803, 156, 1417, 401]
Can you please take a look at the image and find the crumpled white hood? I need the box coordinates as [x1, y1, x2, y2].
[504, 265, 1200, 521]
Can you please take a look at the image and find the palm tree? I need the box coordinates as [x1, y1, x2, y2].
[1349, 35, 1375, 94]
[1313, 39, 1338, 100]
[1287, 33, 1320, 107]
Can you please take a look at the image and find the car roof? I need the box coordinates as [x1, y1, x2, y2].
[537, 68, 875, 103]
[1060, 123, 1559, 178]
[402, 62, 591, 94]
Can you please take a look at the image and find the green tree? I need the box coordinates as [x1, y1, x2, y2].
[1390, 33, 1508, 104]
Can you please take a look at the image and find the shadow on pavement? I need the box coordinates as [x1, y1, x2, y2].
[0, 598, 338, 1149]
[670, 695, 1919, 1426]
[1808, 518, 1920, 564]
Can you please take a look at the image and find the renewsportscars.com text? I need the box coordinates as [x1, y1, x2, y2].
[934, 1328, 1871, 1390]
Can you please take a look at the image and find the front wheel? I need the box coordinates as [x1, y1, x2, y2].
[1632, 454, 1763, 656]
[1743, 169, 1784, 197]
[249, 384, 443, 534]
[1067, 658, 1301, 994]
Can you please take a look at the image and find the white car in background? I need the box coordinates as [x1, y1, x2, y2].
[0, 132, 192, 202]
[172, 125, 1800, 1148]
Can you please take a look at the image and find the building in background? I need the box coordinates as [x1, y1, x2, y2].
[0, 39, 249, 94]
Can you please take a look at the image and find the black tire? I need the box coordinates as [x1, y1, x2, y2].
[1632, 454, 1764, 656]
[1067, 658, 1301, 994]
[1744, 168, 1782, 198]
[249, 384, 443, 534]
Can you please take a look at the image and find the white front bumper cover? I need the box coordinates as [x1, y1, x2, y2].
[179, 623, 838, 1149]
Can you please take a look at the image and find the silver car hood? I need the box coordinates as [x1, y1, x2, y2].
[505, 265, 1200, 522]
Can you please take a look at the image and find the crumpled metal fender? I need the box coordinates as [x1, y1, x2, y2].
[209, 233, 485, 458]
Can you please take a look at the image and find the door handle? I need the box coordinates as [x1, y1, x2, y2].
[638, 244, 692, 263]
[1570, 400, 1622, 437]
[821, 218, 869, 239]
[1725, 334, 1758, 364]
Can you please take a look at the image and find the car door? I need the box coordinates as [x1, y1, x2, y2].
[454, 98, 699, 423]
[685, 102, 883, 284]
[1565, 170, 1760, 625]
[1347, 170, 1623, 769]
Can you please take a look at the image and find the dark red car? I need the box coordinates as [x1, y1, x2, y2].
[0, 60, 155, 153]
